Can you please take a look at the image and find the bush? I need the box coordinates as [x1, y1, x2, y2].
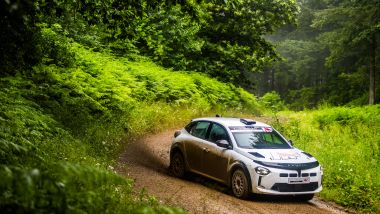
[259, 91, 286, 112]
[275, 105, 380, 213]
[0, 39, 262, 212]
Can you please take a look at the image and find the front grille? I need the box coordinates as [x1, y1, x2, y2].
[271, 182, 318, 192]
[278, 172, 317, 178]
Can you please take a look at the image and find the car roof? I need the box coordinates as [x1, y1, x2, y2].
[192, 117, 270, 127]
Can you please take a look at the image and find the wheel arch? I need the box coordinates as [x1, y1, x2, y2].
[170, 144, 188, 170]
[170, 146, 183, 159]
[228, 161, 252, 192]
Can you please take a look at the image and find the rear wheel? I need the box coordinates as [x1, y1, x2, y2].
[231, 169, 250, 199]
[170, 152, 185, 178]
[295, 194, 314, 201]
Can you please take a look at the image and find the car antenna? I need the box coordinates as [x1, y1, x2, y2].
[215, 114, 222, 117]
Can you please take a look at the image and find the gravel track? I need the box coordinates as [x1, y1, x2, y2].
[117, 129, 349, 214]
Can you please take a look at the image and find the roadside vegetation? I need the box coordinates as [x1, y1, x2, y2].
[267, 105, 380, 213]
[0, 25, 260, 212]
[258, 93, 380, 213]
[1, 0, 379, 213]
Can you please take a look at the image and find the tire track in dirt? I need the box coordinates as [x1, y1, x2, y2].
[117, 129, 349, 214]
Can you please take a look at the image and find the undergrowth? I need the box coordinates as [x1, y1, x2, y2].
[5, 24, 378, 213]
[274, 106, 380, 213]
[0, 29, 260, 213]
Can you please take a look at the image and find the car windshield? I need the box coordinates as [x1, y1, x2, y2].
[233, 130, 291, 149]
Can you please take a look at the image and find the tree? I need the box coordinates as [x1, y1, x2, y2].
[1, 0, 299, 87]
[312, 0, 380, 104]
[0, 0, 39, 75]
[256, 0, 380, 108]
[135, 0, 299, 86]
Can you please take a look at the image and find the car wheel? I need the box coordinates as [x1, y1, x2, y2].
[231, 168, 249, 199]
[295, 194, 314, 201]
[170, 152, 185, 178]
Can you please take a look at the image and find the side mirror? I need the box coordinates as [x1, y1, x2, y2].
[288, 140, 294, 146]
[174, 130, 181, 138]
[216, 140, 231, 149]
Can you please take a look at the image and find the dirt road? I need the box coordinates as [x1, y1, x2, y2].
[117, 129, 349, 214]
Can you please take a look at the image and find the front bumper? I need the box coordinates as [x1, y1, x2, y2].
[248, 165, 323, 195]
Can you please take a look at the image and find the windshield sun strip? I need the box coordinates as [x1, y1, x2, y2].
[229, 126, 265, 131]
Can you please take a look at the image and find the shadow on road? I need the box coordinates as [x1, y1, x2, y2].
[126, 137, 314, 205]
[179, 172, 313, 204]
[118, 130, 344, 214]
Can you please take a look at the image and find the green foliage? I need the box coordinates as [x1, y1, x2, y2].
[287, 87, 318, 110]
[37, 23, 75, 67]
[134, 4, 203, 69]
[110, 0, 300, 85]
[257, 0, 380, 108]
[0, 76, 140, 212]
[0, 0, 40, 75]
[312, 0, 379, 69]
[0, 37, 261, 212]
[0, 0, 300, 86]
[313, 105, 380, 127]
[259, 91, 286, 112]
[183, 0, 299, 85]
[275, 105, 380, 213]
[69, 42, 261, 115]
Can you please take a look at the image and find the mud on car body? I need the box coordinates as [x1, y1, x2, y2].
[169, 117, 323, 200]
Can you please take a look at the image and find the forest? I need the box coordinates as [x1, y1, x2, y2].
[0, 0, 379, 213]
[2, 0, 379, 108]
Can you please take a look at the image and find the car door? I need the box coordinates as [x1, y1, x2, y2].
[185, 121, 211, 173]
[202, 123, 231, 183]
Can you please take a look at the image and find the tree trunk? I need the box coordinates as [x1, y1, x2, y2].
[369, 34, 376, 105]
[271, 68, 275, 91]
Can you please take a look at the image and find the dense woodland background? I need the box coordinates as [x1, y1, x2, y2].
[0, 0, 379, 213]
[256, 0, 380, 109]
[2, 0, 378, 109]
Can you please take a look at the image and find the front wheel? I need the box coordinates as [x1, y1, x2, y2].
[231, 169, 250, 199]
[170, 152, 185, 178]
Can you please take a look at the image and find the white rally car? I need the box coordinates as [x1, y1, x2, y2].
[169, 117, 323, 200]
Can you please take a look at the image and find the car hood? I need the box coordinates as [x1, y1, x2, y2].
[239, 148, 317, 163]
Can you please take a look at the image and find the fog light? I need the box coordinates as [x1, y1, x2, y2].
[255, 166, 271, 175]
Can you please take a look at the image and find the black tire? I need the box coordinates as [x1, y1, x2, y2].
[170, 152, 186, 178]
[295, 194, 314, 201]
[231, 168, 250, 199]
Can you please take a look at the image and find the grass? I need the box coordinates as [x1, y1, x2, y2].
[0, 38, 261, 213]
[2, 26, 378, 213]
[272, 105, 380, 213]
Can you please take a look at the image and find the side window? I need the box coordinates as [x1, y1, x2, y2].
[185, 122, 196, 133]
[190, 121, 210, 139]
[208, 123, 229, 143]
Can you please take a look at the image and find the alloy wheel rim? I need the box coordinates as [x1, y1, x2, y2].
[233, 171, 245, 196]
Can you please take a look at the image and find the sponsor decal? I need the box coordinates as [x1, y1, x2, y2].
[271, 151, 301, 160]
[263, 127, 272, 132]
[288, 177, 310, 184]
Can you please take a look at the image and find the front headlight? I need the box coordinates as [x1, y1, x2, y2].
[255, 166, 271, 175]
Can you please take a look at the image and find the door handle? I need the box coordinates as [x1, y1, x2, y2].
[203, 148, 209, 152]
